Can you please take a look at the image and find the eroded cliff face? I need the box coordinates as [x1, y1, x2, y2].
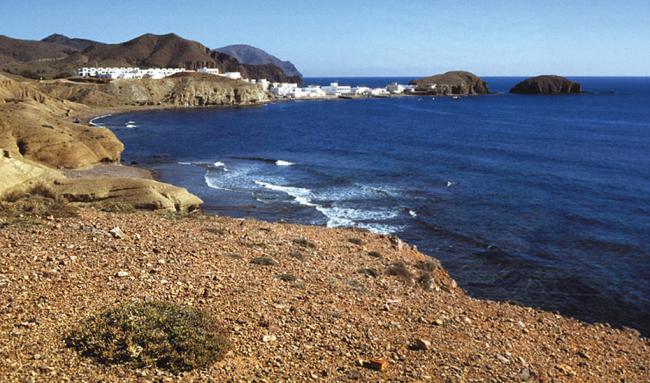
[37, 73, 270, 108]
[0, 74, 123, 169]
[0, 73, 218, 211]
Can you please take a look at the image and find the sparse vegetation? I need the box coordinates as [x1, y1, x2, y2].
[293, 238, 316, 249]
[94, 201, 136, 214]
[386, 261, 414, 283]
[250, 256, 277, 266]
[358, 267, 379, 278]
[66, 301, 229, 373]
[0, 184, 78, 219]
[289, 251, 305, 261]
[368, 251, 382, 258]
[277, 273, 297, 282]
[204, 227, 226, 236]
[418, 272, 434, 290]
[416, 259, 441, 272]
[348, 237, 363, 245]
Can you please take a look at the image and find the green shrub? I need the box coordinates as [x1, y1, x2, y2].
[293, 238, 316, 249]
[386, 262, 414, 283]
[368, 251, 382, 258]
[95, 201, 136, 214]
[250, 256, 277, 266]
[348, 237, 363, 245]
[358, 268, 379, 278]
[66, 301, 229, 373]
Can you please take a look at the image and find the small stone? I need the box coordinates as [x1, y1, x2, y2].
[363, 358, 388, 372]
[262, 334, 277, 342]
[520, 368, 531, 380]
[497, 354, 509, 363]
[409, 338, 431, 351]
[433, 318, 444, 326]
[109, 226, 125, 239]
[116, 271, 129, 278]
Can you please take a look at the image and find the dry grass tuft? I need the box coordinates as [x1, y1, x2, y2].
[386, 262, 414, 284]
[250, 257, 277, 266]
[293, 238, 316, 249]
[66, 301, 229, 373]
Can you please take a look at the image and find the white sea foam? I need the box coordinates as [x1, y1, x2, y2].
[125, 124, 137, 128]
[213, 161, 229, 171]
[204, 171, 232, 191]
[127, 121, 135, 124]
[177, 161, 193, 166]
[88, 114, 112, 127]
[275, 160, 295, 166]
[254, 181, 315, 207]
[356, 222, 405, 235]
[446, 181, 454, 187]
[409, 209, 417, 217]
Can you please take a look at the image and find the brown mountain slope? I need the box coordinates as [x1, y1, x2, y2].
[0, 35, 73, 63]
[1, 33, 300, 82]
[82, 33, 215, 69]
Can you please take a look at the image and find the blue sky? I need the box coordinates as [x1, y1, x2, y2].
[2, 0, 649, 76]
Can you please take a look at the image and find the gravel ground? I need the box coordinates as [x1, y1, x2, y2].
[0, 209, 648, 382]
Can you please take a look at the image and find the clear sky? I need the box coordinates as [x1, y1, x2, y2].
[2, 0, 649, 76]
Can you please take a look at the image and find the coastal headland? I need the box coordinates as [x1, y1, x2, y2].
[0, 31, 647, 380]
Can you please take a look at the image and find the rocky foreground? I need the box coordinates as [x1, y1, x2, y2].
[0, 208, 648, 382]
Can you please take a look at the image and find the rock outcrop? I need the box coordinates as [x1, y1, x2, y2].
[0, 74, 123, 168]
[510, 75, 581, 94]
[37, 72, 269, 107]
[54, 177, 202, 212]
[0, 73, 210, 212]
[410, 71, 489, 95]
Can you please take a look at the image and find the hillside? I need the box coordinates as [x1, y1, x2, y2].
[0, 208, 648, 381]
[0, 33, 301, 83]
[215, 44, 302, 78]
[41, 33, 103, 51]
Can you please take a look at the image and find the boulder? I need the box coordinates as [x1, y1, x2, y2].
[510, 75, 581, 95]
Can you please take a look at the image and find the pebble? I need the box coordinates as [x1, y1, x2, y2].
[109, 226, 125, 239]
[262, 335, 277, 342]
[410, 338, 431, 351]
[115, 271, 129, 278]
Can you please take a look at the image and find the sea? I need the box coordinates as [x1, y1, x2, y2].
[95, 77, 650, 335]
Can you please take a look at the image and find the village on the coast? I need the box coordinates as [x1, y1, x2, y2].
[77, 66, 423, 99]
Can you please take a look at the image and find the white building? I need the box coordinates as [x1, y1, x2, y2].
[386, 82, 406, 94]
[224, 72, 242, 80]
[271, 83, 299, 97]
[77, 67, 187, 80]
[197, 67, 220, 76]
[370, 88, 390, 96]
[322, 82, 353, 96]
[352, 86, 371, 96]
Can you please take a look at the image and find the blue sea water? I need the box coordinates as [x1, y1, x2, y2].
[97, 77, 650, 334]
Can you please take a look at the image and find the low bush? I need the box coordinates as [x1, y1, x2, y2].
[293, 238, 316, 249]
[66, 301, 229, 373]
[250, 256, 277, 266]
[386, 262, 414, 283]
[348, 237, 363, 245]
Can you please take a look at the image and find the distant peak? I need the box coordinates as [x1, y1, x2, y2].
[42, 33, 69, 42]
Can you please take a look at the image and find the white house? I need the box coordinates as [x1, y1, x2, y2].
[224, 72, 242, 80]
[322, 82, 353, 96]
[271, 83, 299, 97]
[197, 67, 220, 76]
[77, 67, 187, 80]
[386, 82, 406, 94]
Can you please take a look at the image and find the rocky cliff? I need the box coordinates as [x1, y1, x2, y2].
[410, 71, 489, 95]
[0, 73, 237, 211]
[37, 72, 269, 107]
[510, 75, 582, 94]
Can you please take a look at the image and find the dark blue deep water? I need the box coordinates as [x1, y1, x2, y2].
[98, 77, 650, 334]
